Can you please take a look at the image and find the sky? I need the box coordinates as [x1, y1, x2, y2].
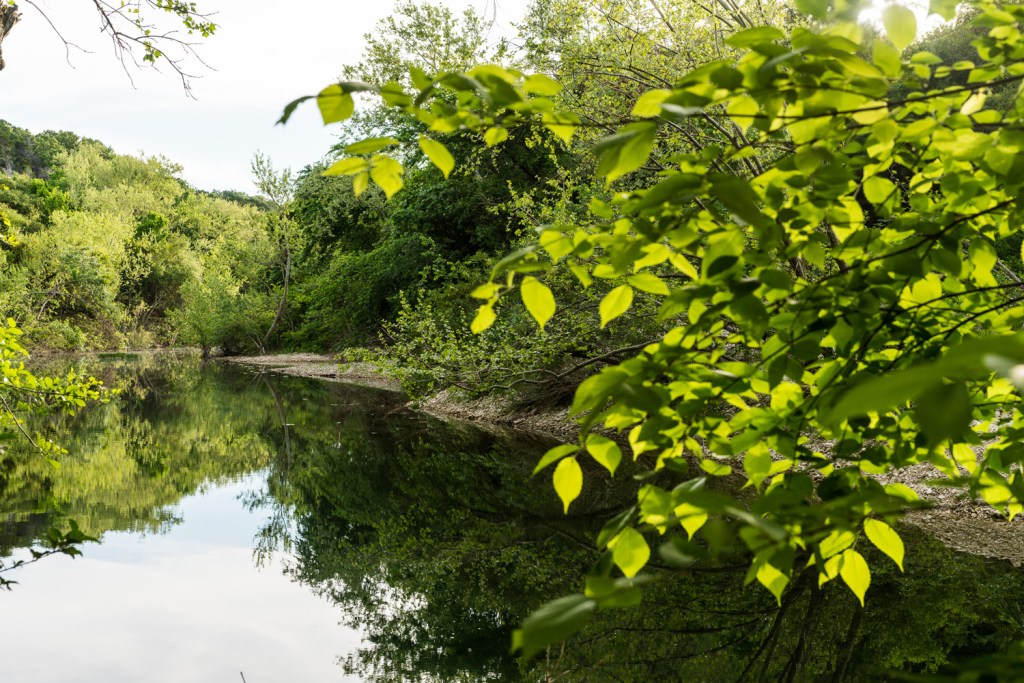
[0, 476, 366, 682]
[1, 0, 530, 193]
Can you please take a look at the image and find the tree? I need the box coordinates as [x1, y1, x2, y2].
[250, 152, 298, 352]
[285, 0, 1024, 662]
[0, 1, 215, 92]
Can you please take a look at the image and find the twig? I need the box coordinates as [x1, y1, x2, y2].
[0, 391, 41, 450]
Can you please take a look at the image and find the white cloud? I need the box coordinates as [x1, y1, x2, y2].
[0, 477, 365, 682]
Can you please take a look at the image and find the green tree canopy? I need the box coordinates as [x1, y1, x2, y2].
[284, 0, 1024, 660]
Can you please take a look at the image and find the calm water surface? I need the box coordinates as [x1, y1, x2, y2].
[1, 353, 1023, 682]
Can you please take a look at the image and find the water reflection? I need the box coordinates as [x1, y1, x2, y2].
[0, 354, 1022, 682]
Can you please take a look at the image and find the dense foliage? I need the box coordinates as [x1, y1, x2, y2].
[11, 0, 1024, 676]
[286, 0, 1024, 664]
[0, 120, 289, 355]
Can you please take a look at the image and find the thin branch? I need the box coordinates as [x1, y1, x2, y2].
[23, 0, 90, 66]
[0, 391, 42, 450]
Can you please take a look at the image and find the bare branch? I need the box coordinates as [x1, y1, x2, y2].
[3, 1, 216, 93]
[22, 0, 89, 67]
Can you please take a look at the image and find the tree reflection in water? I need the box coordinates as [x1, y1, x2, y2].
[1, 354, 1022, 681]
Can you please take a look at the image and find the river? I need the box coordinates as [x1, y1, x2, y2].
[1, 353, 1022, 681]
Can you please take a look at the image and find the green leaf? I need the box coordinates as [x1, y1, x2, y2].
[839, 549, 871, 606]
[534, 444, 578, 475]
[826, 367, 940, 425]
[471, 304, 496, 334]
[524, 73, 563, 95]
[599, 285, 634, 328]
[317, 85, 355, 124]
[277, 95, 314, 125]
[795, 0, 831, 19]
[409, 65, 433, 90]
[916, 381, 972, 445]
[872, 39, 903, 78]
[610, 527, 650, 578]
[323, 158, 369, 177]
[586, 434, 622, 475]
[370, 157, 404, 199]
[594, 123, 657, 184]
[710, 174, 766, 226]
[352, 172, 369, 196]
[483, 126, 509, 146]
[539, 230, 574, 261]
[370, 155, 405, 197]
[626, 273, 670, 295]
[553, 457, 583, 513]
[863, 175, 896, 204]
[700, 459, 733, 476]
[418, 136, 455, 179]
[755, 558, 789, 604]
[929, 0, 958, 21]
[521, 276, 556, 330]
[819, 530, 856, 559]
[743, 448, 772, 486]
[470, 283, 500, 300]
[345, 137, 400, 155]
[631, 89, 672, 117]
[726, 26, 786, 48]
[882, 4, 917, 52]
[542, 111, 580, 145]
[512, 594, 597, 660]
[864, 519, 905, 571]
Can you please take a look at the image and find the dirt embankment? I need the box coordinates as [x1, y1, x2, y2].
[219, 353, 575, 437]
[217, 353, 402, 393]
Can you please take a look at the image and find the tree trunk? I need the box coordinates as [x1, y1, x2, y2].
[0, 5, 22, 71]
[261, 242, 290, 352]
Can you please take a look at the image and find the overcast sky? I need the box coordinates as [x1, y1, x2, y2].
[1, 0, 529, 193]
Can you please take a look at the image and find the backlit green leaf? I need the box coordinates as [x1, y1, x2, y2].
[418, 136, 455, 179]
[929, 0, 958, 21]
[863, 175, 896, 204]
[521, 276, 556, 330]
[599, 285, 634, 328]
[626, 273, 670, 295]
[534, 444, 578, 475]
[839, 549, 871, 606]
[470, 304, 496, 334]
[631, 89, 671, 117]
[523, 73, 562, 95]
[323, 158, 368, 176]
[882, 4, 917, 52]
[610, 527, 650, 578]
[345, 137, 400, 155]
[554, 457, 583, 513]
[726, 26, 785, 48]
[595, 123, 657, 184]
[317, 85, 355, 124]
[370, 157, 405, 199]
[352, 171, 369, 196]
[864, 519, 905, 571]
[586, 434, 622, 475]
[826, 366, 939, 425]
[755, 559, 789, 604]
[483, 126, 509, 146]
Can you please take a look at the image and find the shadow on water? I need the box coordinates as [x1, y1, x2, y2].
[1, 353, 1023, 681]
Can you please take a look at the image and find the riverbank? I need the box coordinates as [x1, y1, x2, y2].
[217, 353, 402, 393]
[219, 352, 576, 437]
[218, 352, 1024, 567]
